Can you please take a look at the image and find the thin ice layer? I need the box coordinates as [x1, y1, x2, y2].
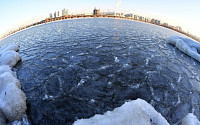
[167, 36, 200, 62]
[73, 98, 169, 125]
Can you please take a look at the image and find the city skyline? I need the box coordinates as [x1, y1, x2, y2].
[0, 0, 199, 38]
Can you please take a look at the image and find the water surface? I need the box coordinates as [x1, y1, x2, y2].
[1, 18, 200, 124]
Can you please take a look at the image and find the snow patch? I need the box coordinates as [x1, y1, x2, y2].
[0, 44, 27, 123]
[182, 113, 200, 125]
[0, 43, 19, 55]
[73, 98, 169, 125]
[167, 36, 200, 62]
[0, 82, 27, 121]
[0, 50, 21, 67]
[0, 72, 21, 89]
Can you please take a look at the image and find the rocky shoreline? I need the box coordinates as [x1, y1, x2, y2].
[0, 44, 27, 124]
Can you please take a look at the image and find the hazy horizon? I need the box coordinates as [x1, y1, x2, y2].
[0, 0, 199, 38]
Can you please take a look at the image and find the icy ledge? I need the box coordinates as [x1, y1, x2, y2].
[167, 36, 200, 62]
[73, 98, 200, 125]
[0, 44, 27, 124]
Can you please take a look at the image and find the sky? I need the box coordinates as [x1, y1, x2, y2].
[0, 0, 199, 38]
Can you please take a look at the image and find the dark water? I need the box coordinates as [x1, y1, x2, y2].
[1, 18, 200, 124]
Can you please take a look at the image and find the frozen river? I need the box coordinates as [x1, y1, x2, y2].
[1, 18, 200, 124]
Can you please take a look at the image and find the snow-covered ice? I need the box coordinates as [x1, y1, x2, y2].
[0, 71, 21, 89]
[167, 36, 200, 62]
[0, 50, 21, 67]
[73, 98, 169, 125]
[0, 43, 19, 55]
[182, 113, 200, 125]
[0, 65, 13, 76]
[0, 82, 27, 121]
[0, 44, 27, 123]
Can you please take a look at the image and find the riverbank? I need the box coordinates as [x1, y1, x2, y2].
[1, 15, 199, 43]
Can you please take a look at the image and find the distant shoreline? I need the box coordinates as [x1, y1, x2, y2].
[1, 15, 199, 42]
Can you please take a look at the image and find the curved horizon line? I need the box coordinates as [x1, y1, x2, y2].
[0, 15, 199, 42]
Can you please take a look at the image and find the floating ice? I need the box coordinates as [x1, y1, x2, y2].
[114, 56, 119, 63]
[0, 50, 21, 67]
[167, 36, 200, 62]
[73, 98, 169, 125]
[182, 113, 200, 125]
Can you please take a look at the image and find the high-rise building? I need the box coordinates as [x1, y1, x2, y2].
[54, 11, 57, 18]
[175, 26, 182, 31]
[93, 8, 100, 15]
[151, 19, 155, 23]
[134, 15, 139, 19]
[57, 11, 60, 17]
[163, 23, 168, 26]
[62, 8, 66, 16]
[66, 9, 69, 15]
[49, 13, 53, 18]
[125, 13, 133, 18]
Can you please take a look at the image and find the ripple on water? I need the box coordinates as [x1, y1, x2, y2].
[1, 18, 200, 124]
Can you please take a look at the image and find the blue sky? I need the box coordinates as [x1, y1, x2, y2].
[0, 0, 199, 37]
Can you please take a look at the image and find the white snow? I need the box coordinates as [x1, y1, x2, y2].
[0, 43, 19, 55]
[73, 98, 169, 125]
[182, 113, 200, 125]
[0, 44, 27, 123]
[0, 72, 21, 89]
[0, 65, 13, 75]
[0, 82, 27, 121]
[167, 36, 200, 62]
[0, 50, 21, 67]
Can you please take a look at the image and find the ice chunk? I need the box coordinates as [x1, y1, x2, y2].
[8, 114, 30, 125]
[0, 65, 13, 75]
[0, 43, 19, 55]
[73, 98, 169, 125]
[182, 113, 200, 125]
[0, 82, 27, 121]
[167, 36, 200, 62]
[0, 72, 21, 89]
[0, 50, 21, 67]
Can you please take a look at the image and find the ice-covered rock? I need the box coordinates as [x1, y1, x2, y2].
[0, 44, 27, 122]
[0, 72, 21, 89]
[167, 36, 200, 62]
[0, 82, 27, 121]
[182, 113, 200, 125]
[7, 114, 30, 125]
[0, 43, 19, 55]
[73, 98, 169, 125]
[0, 50, 21, 67]
[0, 65, 13, 75]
